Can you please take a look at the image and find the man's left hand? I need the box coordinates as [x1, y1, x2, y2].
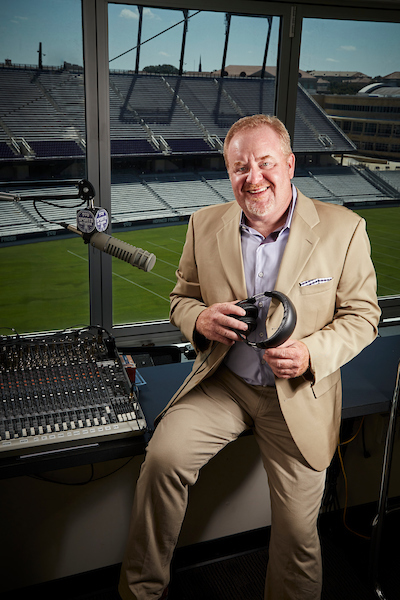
[263, 339, 310, 379]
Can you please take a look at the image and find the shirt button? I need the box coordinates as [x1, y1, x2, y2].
[258, 272, 264, 278]
[259, 332, 264, 338]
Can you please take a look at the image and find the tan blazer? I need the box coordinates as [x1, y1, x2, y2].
[165, 189, 380, 471]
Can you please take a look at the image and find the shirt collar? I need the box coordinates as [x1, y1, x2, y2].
[240, 184, 297, 239]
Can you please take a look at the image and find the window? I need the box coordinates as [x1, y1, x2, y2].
[297, 15, 400, 306]
[378, 123, 392, 137]
[107, 5, 281, 328]
[0, 0, 87, 335]
[1, 1, 400, 339]
[365, 123, 377, 135]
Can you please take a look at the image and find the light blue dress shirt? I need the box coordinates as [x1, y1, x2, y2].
[224, 185, 297, 387]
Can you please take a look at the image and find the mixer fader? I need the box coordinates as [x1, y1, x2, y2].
[0, 328, 147, 456]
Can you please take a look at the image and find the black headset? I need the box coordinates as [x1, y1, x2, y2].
[230, 290, 297, 349]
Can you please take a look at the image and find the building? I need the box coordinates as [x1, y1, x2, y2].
[315, 83, 400, 161]
[210, 64, 324, 94]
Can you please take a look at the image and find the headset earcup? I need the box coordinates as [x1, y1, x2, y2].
[239, 302, 258, 334]
[229, 301, 258, 336]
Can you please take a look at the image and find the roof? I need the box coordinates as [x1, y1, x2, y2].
[358, 83, 400, 97]
[210, 65, 316, 79]
[383, 72, 400, 79]
[309, 71, 369, 79]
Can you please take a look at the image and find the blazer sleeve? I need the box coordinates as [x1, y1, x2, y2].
[301, 216, 380, 382]
[169, 213, 209, 351]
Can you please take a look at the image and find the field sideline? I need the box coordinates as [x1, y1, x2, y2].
[0, 207, 399, 335]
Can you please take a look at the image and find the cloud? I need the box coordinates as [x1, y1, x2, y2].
[120, 8, 138, 20]
[340, 45, 356, 51]
[11, 15, 28, 24]
[326, 58, 340, 63]
[119, 7, 157, 20]
[143, 8, 157, 18]
[159, 51, 170, 57]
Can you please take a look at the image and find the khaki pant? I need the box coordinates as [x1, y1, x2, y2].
[119, 365, 326, 600]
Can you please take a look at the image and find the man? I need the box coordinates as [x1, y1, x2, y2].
[119, 114, 380, 600]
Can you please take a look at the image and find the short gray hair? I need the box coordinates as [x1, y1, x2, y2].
[224, 114, 293, 169]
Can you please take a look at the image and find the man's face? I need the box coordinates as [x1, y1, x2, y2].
[227, 125, 295, 228]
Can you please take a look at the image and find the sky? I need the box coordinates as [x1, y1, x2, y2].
[0, 0, 399, 78]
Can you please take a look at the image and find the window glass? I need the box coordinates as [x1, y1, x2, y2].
[108, 5, 280, 326]
[0, 0, 87, 335]
[297, 18, 400, 297]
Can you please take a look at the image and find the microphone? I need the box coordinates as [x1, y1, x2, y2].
[89, 231, 156, 272]
[65, 224, 156, 272]
[0, 179, 156, 273]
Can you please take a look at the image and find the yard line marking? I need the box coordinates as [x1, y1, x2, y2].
[68, 250, 87, 260]
[150, 271, 176, 283]
[170, 238, 185, 245]
[67, 250, 171, 299]
[156, 258, 179, 269]
[146, 241, 182, 255]
[112, 273, 170, 302]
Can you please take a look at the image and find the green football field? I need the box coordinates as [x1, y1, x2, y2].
[0, 206, 399, 335]
[355, 206, 400, 298]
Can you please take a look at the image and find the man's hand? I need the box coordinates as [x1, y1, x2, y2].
[263, 339, 310, 379]
[195, 301, 249, 346]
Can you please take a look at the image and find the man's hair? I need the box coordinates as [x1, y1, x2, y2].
[223, 114, 293, 168]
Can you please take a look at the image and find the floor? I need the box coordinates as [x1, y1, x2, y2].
[2, 502, 399, 600]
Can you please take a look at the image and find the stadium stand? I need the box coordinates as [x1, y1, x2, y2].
[1, 66, 399, 243]
[2, 165, 398, 244]
[373, 169, 400, 193]
[1, 67, 355, 159]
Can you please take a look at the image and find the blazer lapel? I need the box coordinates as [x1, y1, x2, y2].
[269, 190, 320, 326]
[212, 192, 321, 319]
[216, 202, 248, 301]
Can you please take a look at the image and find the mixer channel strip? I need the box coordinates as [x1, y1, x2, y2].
[0, 329, 148, 457]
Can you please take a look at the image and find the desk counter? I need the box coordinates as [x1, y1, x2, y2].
[0, 333, 398, 479]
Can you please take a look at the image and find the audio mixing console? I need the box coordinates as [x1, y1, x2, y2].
[0, 328, 147, 457]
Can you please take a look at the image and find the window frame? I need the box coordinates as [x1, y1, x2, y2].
[83, 0, 400, 344]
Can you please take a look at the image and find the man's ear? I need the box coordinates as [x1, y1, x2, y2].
[288, 153, 295, 178]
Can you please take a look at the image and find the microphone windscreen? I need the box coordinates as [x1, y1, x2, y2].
[90, 232, 156, 272]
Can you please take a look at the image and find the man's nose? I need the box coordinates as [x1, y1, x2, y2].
[246, 164, 263, 184]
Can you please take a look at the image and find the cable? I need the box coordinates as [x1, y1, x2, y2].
[339, 416, 365, 446]
[337, 418, 371, 540]
[32, 196, 87, 225]
[29, 457, 134, 486]
[109, 10, 201, 63]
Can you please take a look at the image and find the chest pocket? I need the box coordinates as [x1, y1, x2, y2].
[296, 278, 336, 334]
[299, 278, 335, 295]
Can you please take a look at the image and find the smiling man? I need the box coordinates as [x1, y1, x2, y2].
[119, 115, 380, 600]
[226, 117, 295, 234]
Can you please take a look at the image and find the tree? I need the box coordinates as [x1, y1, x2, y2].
[142, 64, 180, 74]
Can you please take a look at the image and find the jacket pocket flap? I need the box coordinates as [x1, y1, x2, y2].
[312, 370, 341, 398]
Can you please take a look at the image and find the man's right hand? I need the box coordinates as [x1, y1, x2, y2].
[195, 301, 249, 345]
